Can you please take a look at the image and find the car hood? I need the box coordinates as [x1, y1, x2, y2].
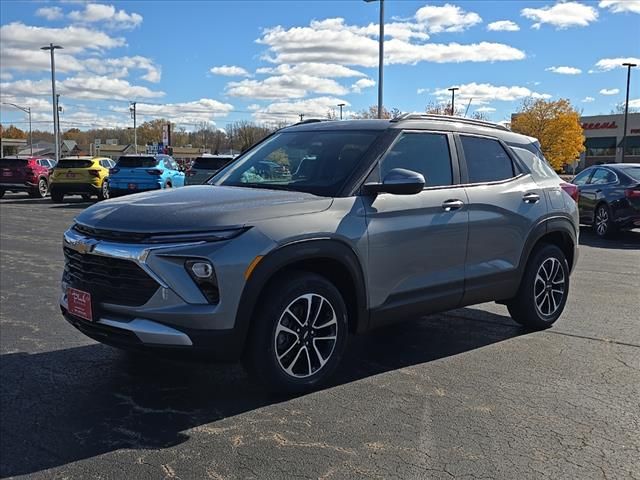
[75, 185, 333, 233]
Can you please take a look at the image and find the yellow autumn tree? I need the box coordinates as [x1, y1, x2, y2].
[511, 98, 584, 170]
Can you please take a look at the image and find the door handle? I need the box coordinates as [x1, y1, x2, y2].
[441, 199, 464, 211]
[523, 193, 540, 204]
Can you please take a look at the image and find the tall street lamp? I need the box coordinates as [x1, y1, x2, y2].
[2, 102, 32, 155]
[337, 103, 346, 120]
[448, 87, 459, 116]
[364, 0, 384, 118]
[41, 43, 63, 163]
[621, 62, 637, 163]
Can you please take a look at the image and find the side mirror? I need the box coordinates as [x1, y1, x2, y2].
[364, 168, 425, 195]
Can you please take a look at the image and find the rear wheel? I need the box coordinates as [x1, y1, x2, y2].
[29, 178, 48, 198]
[243, 272, 348, 394]
[51, 190, 64, 203]
[507, 244, 570, 330]
[98, 180, 109, 200]
[593, 203, 614, 237]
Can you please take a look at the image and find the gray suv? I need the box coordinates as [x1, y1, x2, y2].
[60, 115, 579, 393]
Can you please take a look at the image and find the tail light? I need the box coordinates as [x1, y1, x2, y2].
[186, 169, 196, 177]
[560, 182, 579, 202]
[109, 167, 120, 174]
[625, 187, 640, 198]
[88, 169, 101, 178]
[146, 169, 162, 175]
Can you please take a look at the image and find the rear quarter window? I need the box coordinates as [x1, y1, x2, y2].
[508, 145, 559, 181]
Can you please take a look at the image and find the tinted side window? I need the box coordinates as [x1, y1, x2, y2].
[590, 168, 616, 185]
[461, 136, 514, 183]
[381, 132, 452, 187]
[572, 170, 591, 186]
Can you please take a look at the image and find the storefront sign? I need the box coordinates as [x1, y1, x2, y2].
[581, 121, 618, 130]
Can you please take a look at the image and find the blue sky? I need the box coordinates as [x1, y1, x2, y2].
[0, 0, 638, 131]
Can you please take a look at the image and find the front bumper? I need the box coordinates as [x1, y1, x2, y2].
[60, 225, 275, 359]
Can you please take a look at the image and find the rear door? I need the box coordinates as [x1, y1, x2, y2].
[457, 134, 547, 305]
[364, 130, 469, 325]
[579, 168, 617, 221]
[571, 169, 594, 222]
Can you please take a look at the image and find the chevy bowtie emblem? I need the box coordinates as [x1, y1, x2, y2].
[73, 238, 99, 254]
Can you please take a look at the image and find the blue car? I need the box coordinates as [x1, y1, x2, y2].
[108, 154, 185, 197]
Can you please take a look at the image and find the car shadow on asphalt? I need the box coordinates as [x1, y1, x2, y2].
[578, 226, 640, 250]
[0, 198, 94, 208]
[0, 307, 525, 478]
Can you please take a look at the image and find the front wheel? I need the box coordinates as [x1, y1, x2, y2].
[507, 244, 570, 330]
[243, 272, 348, 394]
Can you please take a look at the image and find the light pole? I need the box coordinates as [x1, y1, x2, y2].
[41, 43, 63, 163]
[364, 0, 384, 118]
[2, 103, 32, 155]
[129, 102, 137, 154]
[337, 103, 346, 120]
[448, 87, 459, 116]
[621, 62, 637, 163]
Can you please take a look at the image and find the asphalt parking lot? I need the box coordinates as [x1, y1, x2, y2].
[1, 193, 639, 480]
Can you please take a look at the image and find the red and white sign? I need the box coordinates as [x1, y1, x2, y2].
[67, 287, 93, 321]
[581, 121, 617, 130]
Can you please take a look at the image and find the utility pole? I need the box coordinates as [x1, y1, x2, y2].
[337, 103, 346, 120]
[448, 87, 459, 116]
[364, 0, 384, 118]
[2, 103, 32, 155]
[621, 62, 637, 163]
[129, 102, 137, 154]
[41, 43, 63, 163]
[56, 94, 62, 155]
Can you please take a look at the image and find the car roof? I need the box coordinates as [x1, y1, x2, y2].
[284, 115, 535, 144]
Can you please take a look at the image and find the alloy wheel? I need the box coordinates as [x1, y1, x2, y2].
[534, 257, 566, 318]
[38, 179, 48, 197]
[595, 206, 609, 236]
[102, 181, 109, 199]
[274, 293, 338, 379]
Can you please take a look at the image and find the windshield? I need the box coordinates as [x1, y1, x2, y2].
[117, 156, 158, 168]
[212, 130, 379, 196]
[193, 156, 234, 170]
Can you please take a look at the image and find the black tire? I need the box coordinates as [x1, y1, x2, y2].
[507, 243, 570, 330]
[593, 203, 614, 238]
[243, 271, 349, 394]
[29, 178, 48, 198]
[98, 180, 109, 201]
[165, 181, 172, 189]
[81, 194, 92, 201]
[50, 190, 64, 203]
[0, 189, 5, 199]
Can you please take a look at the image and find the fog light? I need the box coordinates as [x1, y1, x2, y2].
[189, 261, 213, 279]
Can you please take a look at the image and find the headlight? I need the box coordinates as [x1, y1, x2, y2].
[147, 228, 248, 244]
[185, 259, 219, 304]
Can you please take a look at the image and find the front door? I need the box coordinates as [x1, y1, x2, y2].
[364, 131, 468, 327]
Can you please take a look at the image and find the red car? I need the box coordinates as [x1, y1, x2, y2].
[0, 156, 54, 198]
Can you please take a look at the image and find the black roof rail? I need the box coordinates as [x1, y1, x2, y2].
[390, 112, 509, 131]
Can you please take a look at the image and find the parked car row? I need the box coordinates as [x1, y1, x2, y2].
[1, 153, 238, 202]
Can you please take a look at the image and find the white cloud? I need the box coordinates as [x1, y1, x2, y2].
[256, 63, 365, 78]
[592, 57, 640, 71]
[36, 6, 64, 21]
[309, 18, 430, 41]
[476, 106, 497, 112]
[251, 96, 349, 123]
[417, 88, 429, 94]
[628, 98, 640, 108]
[582, 96, 595, 102]
[226, 74, 348, 99]
[521, 2, 598, 29]
[0, 72, 12, 81]
[68, 3, 143, 29]
[433, 82, 552, 104]
[600, 88, 620, 95]
[247, 104, 261, 111]
[1, 75, 165, 101]
[487, 20, 520, 31]
[258, 19, 524, 68]
[210, 65, 251, 77]
[351, 78, 375, 93]
[414, 4, 482, 33]
[546, 66, 582, 74]
[599, 0, 640, 14]
[84, 56, 161, 82]
[112, 99, 234, 125]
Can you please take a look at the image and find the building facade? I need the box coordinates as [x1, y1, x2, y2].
[579, 113, 640, 169]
